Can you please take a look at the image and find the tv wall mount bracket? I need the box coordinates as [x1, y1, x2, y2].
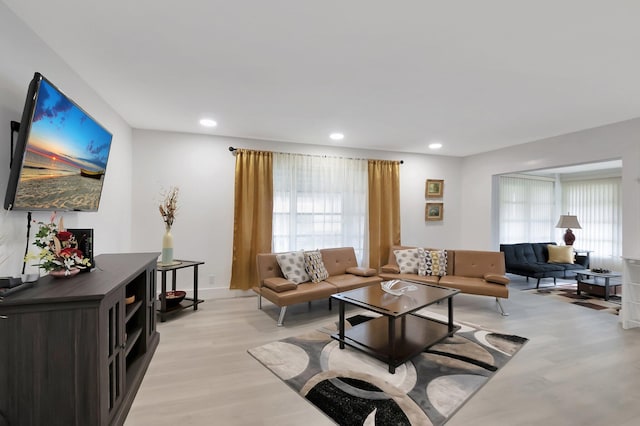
[9, 120, 20, 169]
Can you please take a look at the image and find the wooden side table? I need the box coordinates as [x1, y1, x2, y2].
[157, 259, 205, 321]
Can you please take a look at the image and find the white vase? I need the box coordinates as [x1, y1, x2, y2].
[161, 227, 173, 265]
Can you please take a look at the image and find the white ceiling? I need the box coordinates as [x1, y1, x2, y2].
[5, 1, 640, 157]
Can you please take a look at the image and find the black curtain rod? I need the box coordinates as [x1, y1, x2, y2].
[228, 146, 404, 164]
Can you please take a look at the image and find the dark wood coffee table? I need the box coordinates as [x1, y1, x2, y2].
[331, 281, 460, 373]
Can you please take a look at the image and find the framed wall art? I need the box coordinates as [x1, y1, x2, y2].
[425, 179, 444, 198]
[425, 202, 444, 221]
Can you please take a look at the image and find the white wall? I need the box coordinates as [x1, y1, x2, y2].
[460, 118, 640, 259]
[0, 2, 134, 277]
[131, 129, 463, 297]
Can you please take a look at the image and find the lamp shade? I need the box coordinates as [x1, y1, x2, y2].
[555, 215, 581, 229]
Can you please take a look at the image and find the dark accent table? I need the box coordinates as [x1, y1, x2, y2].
[575, 269, 622, 301]
[331, 281, 460, 374]
[157, 259, 205, 321]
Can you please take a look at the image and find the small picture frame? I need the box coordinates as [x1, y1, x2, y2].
[425, 179, 444, 198]
[425, 203, 444, 221]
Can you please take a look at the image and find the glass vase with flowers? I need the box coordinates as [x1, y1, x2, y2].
[158, 186, 179, 265]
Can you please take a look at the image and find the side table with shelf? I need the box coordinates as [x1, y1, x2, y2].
[157, 259, 205, 321]
[575, 269, 622, 301]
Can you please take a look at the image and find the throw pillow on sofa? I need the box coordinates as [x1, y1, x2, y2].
[303, 250, 330, 283]
[394, 248, 420, 274]
[418, 248, 448, 276]
[547, 245, 574, 264]
[276, 251, 310, 284]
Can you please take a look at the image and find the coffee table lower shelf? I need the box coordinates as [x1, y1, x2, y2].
[331, 314, 460, 373]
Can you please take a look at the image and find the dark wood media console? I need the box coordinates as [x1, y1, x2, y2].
[0, 252, 160, 426]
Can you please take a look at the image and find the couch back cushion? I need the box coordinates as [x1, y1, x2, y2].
[256, 253, 285, 285]
[500, 242, 556, 265]
[453, 250, 506, 278]
[532, 242, 556, 262]
[319, 247, 359, 276]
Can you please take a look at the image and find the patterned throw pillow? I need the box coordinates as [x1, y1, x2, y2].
[418, 248, 429, 276]
[276, 251, 310, 284]
[303, 250, 330, 283]
[394, 248, 420, 274]
[419, 248, 448, 276]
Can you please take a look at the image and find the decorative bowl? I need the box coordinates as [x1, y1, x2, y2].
[125, 295, 136, 305]
[162, 290, 186, 308]
[49, 268, 81, 279]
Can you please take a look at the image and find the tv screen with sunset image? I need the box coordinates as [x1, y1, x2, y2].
[5, 74, 112, 211]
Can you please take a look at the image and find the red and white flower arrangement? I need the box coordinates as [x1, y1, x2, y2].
[28, 214, 90, 275]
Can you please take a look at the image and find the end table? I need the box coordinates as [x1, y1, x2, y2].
[157, 259, 205, 321]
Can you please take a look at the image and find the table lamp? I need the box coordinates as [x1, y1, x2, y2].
[556, 214, 581, 245]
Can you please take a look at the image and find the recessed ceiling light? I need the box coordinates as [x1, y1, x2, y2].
[199, 118, 217, 127]
[428, 142, 443, 150]
[329, 132, 344, 141]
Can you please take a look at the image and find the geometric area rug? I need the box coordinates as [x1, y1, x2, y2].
[248, 311, 528, 426]
[522, 283, 621, 316]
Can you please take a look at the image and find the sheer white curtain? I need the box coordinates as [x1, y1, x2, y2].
[499, 175, 555, 244]
[561, 177, 622, 270]
[272, 153, 368, 264]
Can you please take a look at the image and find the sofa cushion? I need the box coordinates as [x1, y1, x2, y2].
[418, 248, 447, 276]
[263, 277, 297, 292]
[381, 264, 400, 274]
[346, 266, 377, 277]
[303, 250, 330, 283]
[325, 274, 382, 292]
[547, 245, 574, 264]
[379, 272, 440, 285]
[483, 273, 509, 285]
[394, 248, 420, 274]
[275, 251, 310, 284]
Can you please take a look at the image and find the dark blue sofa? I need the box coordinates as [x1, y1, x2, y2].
[499, 242, 589, 288]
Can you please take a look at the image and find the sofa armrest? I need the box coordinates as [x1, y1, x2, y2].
[346, 266, 377, 277]
[483, 273, 510, 286]
[263, 277, 297, 292]
[381, 264, 400, 274]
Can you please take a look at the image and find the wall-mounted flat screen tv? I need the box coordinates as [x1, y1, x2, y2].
[4, 72, 113, 211]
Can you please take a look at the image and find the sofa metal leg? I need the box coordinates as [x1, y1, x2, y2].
[554, 277, 557, 285]
[277, 307, 287, 327]
[496, 298, 509, 316]
[536, 278, 541, 289]
[258, 294, 262, 309]
[329, 297, 332, 310]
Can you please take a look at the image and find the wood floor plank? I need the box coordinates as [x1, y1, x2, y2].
[125, 277, 640, 426]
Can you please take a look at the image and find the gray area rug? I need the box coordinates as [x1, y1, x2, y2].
[248, 311, 528, 425]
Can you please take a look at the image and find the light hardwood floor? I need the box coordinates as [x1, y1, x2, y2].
[125, 276, 640, 426]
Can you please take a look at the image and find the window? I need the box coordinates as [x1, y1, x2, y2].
[272, 153, 368, 263]
[499, 175, 555, 244]
[561, 178, 622, 270]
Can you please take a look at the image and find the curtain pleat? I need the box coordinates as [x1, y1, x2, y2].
[368, 160, 401, 271]
[229, 150, 273, 290]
